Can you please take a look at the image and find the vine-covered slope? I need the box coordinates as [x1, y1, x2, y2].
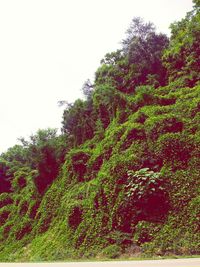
[0, 1, 200, 261]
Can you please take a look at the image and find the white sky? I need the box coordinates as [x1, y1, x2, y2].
[0, 0, 194, 153]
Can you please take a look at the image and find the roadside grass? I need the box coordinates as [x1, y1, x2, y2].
[28, 254, 200, 263]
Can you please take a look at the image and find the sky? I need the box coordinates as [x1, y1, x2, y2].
[0, 0, 194, 153]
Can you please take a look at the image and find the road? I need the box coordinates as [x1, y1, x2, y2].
[1, 258, 200, 267]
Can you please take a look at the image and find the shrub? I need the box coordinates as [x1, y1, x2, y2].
[188, 196, 200, 232]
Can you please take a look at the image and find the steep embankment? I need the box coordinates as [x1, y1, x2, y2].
[0, 84, 200, 261]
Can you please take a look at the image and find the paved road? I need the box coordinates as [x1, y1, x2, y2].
[1, 258, 200, 267]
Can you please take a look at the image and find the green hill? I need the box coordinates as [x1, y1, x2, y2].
[0, 1, 200, 261]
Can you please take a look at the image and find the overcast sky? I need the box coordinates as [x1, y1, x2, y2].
[0, 0, 194, 153]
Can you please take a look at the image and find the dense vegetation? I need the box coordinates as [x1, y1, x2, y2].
[0, 1, 200, 261]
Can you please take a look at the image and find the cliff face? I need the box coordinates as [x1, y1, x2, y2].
[1, 84, 200, 261]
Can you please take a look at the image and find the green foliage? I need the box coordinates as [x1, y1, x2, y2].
[15, 222, 32, 241]
[119, 123, 145, 151]
[126, 168, 164, 199]
[62, 99, 95, 146]
[68, 206, 83, 230]
[122, 17, 169, 88]
[145, 114, 183, 141]
[11, 167, 37, 193]
[95, 17, 168, 95]
[0, 128, 68, 195]
[93, 85, 119, 128]
[105, 231, 132, 247]
[155, 133, 194, 170]
[25, 129, 68, 194]
[133, 221, 162, 245]
[0, 193, 13, 208]
[1, 8, 200, 262]
[0, 145, 28, 193]
[100, 244, 122, 259]
[163, 8, 200, 86]
[125, 168, 169, 221]
[0, 207, 11, 227]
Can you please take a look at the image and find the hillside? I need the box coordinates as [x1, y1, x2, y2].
[0, 1, 200, 262]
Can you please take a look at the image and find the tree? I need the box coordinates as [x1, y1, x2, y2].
[193, 0, 200, 9]
[163, 8, 200, 86]
[62, 99, 96, 146]
[122, 17, 169, 88]
[100, 50, 123, 65]
[95, 50, 134, 93]
[95, 17, 169, 94]
[0, 129, 68, 195]
[93, 85, 117, 128]
[81, 79, 94, 100]
[23, 129, 67, 194]
[122, 17, 156, 53]
[0, 144, 30, 193]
